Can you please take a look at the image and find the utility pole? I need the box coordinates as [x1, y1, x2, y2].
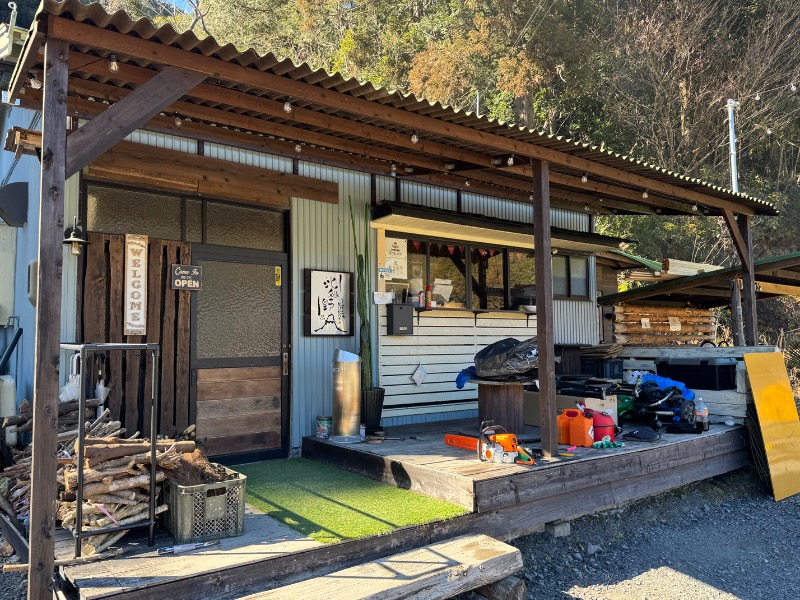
[726, 98, 740, 193]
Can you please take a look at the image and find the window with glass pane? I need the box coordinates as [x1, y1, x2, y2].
[429, 242, 467, 307]
[186, 199, 202, 242]
[196, 260, 281, 359]
[86, 185, 181, 239]
[570, 256, 589, 297]
[385, 239, 426, 303]
[471, 247, 506, 310]
[509, 250, 535, 308]
[205, 202, 285, 251]
[553, 255, 569, 296]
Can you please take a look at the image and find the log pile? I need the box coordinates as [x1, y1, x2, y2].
[0, 401, 206, 556]
[57, 438, 195, 555]
[612, 305, 716, 345]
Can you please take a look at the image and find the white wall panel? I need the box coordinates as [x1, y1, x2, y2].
[399, 180, 457, 210]
[204, 142, 293, 172]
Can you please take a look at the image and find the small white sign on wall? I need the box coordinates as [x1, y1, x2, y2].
[384, 237, 407, 280]
[124, 234, 148, 336]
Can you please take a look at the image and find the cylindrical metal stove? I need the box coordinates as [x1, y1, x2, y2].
[331, 349, 361, 443]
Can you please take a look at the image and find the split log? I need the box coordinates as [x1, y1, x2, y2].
[2, 548, 125, 572]
[65, 465, 139, 487]
[613, 305, 711, 317]
[20, 398, 102, 416]
[81, 471, 166, 498]
[78, 440, 195, 466]
[1, 415, 28, 428]
[90, 494, 140, 506]
[613, 333, 716, 345]
[93, 530, 129, 555]
[0, 492, 26, 536]
[613, 322, 716, 334]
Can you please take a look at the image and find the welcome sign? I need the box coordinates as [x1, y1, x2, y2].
[124, 234, 148, 336]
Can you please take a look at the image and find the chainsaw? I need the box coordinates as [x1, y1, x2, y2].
[444, 421, 534, 464]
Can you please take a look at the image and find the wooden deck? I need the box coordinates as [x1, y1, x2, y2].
[57, 419, 749, 599]
[302, 419, 751, 514]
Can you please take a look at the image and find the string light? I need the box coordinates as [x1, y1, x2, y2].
[108, 54, 120, 74]
[642, 189, 649, 199]
[294, 143, 302, 153]
[691, 204, 699, 212]
[283, 100, 293, 114]
[464, 179, 471, 187]
[28, 76, 42, 90]
[390, 163, 397, 173]
[506, 154, 515, 166]
[581, 173, 588, 184]
[411, 130, 419, 144]
[173, 114, 182, 127]
[529, 193, 534, 201]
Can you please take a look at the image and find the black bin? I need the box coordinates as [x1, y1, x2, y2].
[657, 357, 737, 391]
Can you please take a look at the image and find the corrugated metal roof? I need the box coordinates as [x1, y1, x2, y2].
[27, 0, 777, 215]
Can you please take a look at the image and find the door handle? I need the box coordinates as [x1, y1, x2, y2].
[283, 352, 289, 376]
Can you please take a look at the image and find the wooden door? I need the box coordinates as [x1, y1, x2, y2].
[191, 247, 289, 461]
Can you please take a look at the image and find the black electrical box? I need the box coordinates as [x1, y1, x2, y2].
[387, 304, 414, 335]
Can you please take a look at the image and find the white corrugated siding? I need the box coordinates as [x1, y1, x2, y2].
[290, 162, 377, 448]
[204, 142, 293, 172]
[126, 129, 197, 153]
[399, 180, 457, 210]
[551, 208, 591, 232]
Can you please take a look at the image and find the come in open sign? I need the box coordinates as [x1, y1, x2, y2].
[171, 264, 203, 290]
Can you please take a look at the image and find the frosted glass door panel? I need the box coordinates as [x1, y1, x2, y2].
[196, 260, 281, 360]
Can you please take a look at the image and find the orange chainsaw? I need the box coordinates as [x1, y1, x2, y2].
[444, 421, 534, 464]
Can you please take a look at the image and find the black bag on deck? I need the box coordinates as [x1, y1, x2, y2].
[474, 337, 538, 379]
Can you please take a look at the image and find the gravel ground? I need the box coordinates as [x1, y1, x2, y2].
[0, 538, 25, 600]
[457, 466, 800, 600]
[2, 467, 796, 599]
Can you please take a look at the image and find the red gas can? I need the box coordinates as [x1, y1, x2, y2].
[592, 412, 615, 442]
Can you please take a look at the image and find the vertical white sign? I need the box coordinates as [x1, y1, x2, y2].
[124, 234, 148, 336]
[384, 237, 408, 280]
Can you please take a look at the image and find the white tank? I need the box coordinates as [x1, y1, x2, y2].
[0, 375, 17, 446]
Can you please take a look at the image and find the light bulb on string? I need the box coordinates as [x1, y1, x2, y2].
[283, 100, 293, 114]
[411, 130, 419, 144]
[108, 54, 120, 74]
[173, 114, 182, 127]
[642, 189, 649, 199]
[581, 173, 588, 184]
[691, 204, 699, 212]
[506, 155, 515, 166]
[295, 143, 302, 153]
[754, 92, 761, 101]
[464, 179, 471, 188]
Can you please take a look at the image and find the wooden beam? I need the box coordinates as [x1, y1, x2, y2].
[7, 18, 43, 102]
[49, 17, 759, 215]
[755, 281, 800, 297]
[532, 159, 557, 458]
[65, 66, 206, 178]
[737, 215, 758, 345]
[722, 209, 752, 272]
[27, 37, 69, 599]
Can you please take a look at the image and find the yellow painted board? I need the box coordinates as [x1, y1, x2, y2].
[743, 352, 800, 501]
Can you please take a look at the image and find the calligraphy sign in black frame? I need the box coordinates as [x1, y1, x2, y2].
[303, 269, 355, 336]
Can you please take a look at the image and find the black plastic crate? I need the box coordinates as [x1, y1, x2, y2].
[580, 358, 624, 380]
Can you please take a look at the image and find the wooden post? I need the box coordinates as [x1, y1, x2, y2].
[729, 277, 745, 346]
[531, 159, 557, 457]
[27, 38, 69, 599]
[738, 215, 758, 345]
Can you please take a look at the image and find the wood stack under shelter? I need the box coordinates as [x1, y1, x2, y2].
[612, 306, 717, 345]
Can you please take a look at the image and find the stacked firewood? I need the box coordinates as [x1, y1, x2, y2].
[0, 403, 120, 528]
[1, 401, 200, 556]
[57, 437, 195, 555]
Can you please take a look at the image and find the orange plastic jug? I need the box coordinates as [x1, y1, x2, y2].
[568, 410, 594, 448]
[557, 412, 571, 445]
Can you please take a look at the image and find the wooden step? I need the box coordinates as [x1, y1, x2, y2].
[239, 534, 523, 599]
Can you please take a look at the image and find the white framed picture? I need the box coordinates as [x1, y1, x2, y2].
[304, 269, 354, 336]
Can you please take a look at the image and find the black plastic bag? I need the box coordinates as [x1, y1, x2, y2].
[474, 337, 538, 379]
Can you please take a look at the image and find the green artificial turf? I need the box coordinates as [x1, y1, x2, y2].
[232, 458, 467, 544]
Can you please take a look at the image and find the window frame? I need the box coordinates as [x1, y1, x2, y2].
[385, 230, 592, 310]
